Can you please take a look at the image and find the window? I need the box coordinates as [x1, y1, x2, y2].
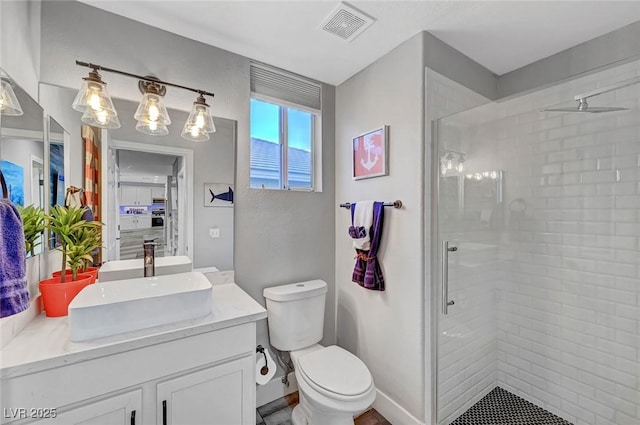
[250, 62, 321, 191]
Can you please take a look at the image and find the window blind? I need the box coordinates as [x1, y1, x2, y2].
[250, 62, 322, 111]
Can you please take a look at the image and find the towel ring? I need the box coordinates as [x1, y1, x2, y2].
[0, 171, 8, 200]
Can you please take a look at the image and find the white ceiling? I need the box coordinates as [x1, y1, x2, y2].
[79, 1, 640, 85]
[118, 149, 177, 182]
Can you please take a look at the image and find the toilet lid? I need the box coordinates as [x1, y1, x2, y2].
[297, 346, 372, 397]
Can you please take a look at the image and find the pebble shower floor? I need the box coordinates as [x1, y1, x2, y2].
[450, 387, 573, 425]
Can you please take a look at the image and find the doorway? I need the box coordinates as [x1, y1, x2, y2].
[103, 139, 194, 262]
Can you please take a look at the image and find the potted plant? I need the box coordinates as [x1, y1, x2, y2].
[39, 205, 97, 317]
[16, 204, 45, 256]
[65, 223, 103, 281]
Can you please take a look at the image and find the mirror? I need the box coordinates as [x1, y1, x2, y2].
[0, 70, 45, 257]
[47, 117, 69, 249]
[38, 83, 236, 271]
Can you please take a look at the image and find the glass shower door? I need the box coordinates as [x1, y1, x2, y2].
[435, 110, 504, 424]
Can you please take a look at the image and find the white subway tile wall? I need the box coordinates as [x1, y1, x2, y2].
[435, 60, 640, 425]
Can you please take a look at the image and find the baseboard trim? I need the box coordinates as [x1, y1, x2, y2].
[256, 372, 298, 407]
[373, 388, 425, 425]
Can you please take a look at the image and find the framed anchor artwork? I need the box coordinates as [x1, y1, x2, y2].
[352, 125, 389, 180]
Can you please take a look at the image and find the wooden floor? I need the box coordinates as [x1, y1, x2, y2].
[256, 392, 392, 425]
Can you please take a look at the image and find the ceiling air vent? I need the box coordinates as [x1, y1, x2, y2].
[320, 2, 375, 42]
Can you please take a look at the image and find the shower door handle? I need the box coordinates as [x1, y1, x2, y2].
[442, 241, 456, 315]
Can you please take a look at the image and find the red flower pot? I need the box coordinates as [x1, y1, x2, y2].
[52, 267, 98, 283]
[39, 272, 94, 317]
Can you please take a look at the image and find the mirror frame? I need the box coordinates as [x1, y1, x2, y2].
[45, 116, 71, 251]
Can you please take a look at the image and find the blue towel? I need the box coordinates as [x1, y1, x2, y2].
[0, 198, 29, 318]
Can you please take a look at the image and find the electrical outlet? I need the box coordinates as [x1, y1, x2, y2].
[209, 228, 220, 239]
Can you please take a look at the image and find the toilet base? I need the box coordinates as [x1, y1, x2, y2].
[291, 391, 360, 425]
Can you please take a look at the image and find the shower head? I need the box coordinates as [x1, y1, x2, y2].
[544, 98, 629, 113]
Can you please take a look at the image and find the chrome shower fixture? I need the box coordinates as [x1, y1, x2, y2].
[544, 75, 640, 113]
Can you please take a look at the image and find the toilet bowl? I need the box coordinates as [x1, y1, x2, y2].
[290, 345, 376, 425]
[263, 280, 376, 425]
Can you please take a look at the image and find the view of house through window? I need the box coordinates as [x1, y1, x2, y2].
[250, 98, 314, 190]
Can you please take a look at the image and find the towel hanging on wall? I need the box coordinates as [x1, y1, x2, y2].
[1, 170, 8, 200]
[0, 173, 30, 317]
[350, 201, 385, 291]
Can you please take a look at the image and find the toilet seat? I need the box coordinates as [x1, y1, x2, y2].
[297, 345, 373, 400]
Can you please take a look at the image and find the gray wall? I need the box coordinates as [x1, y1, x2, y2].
[0, 0, 41, 99]
[39, 1, 336, 353]
[423, 31, 498, 100]
[335, 31, 498, 423]
[336, 33, 427, 422]
[498, 21, 640, 98]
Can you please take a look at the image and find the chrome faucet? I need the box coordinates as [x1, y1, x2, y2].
[143, 237, 155, 277]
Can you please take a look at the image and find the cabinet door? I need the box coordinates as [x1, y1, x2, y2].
[136, 187, 152, 206]
[151, 187, 165, 200]
[157, 356, 254, 425]
[119, 216, 136, 230]
[30, 389, 141, 425]
[120, 186, 138, 206]
[137, 216, 152, 229]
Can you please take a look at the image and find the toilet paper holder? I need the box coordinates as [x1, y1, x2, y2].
[256, 345, 269, 376]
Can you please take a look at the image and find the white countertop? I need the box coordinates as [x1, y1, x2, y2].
[0, 283, 267, 379]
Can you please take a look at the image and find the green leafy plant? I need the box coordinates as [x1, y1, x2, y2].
[17, 204, 45, 256]
[46, 205, 93, 282]
[69, 222, 103, 275]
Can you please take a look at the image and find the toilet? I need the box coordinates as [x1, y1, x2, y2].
[263, 280, 376, 425]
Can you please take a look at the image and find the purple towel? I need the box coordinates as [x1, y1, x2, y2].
[0, 199, 29, 318]
[351, 201, 385, 291]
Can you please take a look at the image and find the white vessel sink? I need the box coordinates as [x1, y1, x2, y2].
[98, 256, 192, 282]
[68, 272, 212, 342]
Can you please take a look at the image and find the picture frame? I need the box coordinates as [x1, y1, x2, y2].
[204, 183, 234, 207]
[352, 125, 388, 180]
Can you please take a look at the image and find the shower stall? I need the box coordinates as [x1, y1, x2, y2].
[433, 59, 640, 425]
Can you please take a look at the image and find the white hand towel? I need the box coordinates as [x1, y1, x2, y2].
[352, 200, 374, 250]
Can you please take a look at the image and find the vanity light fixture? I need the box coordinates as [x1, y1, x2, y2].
[181, 94, 216, 142]
[73, 61, 216, 138]
[134, 78, 171, 136]
[72, 67, 120, 128]
[0, 80, 24, 116]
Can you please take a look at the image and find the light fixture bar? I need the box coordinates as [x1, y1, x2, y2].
[75, 60, 215, 98]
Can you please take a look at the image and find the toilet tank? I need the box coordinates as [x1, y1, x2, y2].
[263, 280, 327, 351]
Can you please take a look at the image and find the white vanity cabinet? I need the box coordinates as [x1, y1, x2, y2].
[157, 356, 254, 425]
[2, 323, 257, 425]
[29, 390, 142, 425]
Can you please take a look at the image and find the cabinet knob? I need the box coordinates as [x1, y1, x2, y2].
[130, 410, 136, 425]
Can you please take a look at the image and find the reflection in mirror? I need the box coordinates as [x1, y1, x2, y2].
[0, 70, 45, 257]
[462, 170, 504, 231]
[38, 83, 236, 271]
[48, 118, 68, 249]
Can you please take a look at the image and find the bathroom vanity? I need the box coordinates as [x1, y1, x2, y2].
[0, 283, 266, 425]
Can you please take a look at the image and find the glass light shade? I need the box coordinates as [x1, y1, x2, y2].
[72, 79, 117, 117]
[181, 124, 210, 142]
[0, 80, 23, 116]
[81, 109, 121, 129]
[134, 92, 171, 126]
[136, 120, 169, 136]
[181, 95, 215, 141]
